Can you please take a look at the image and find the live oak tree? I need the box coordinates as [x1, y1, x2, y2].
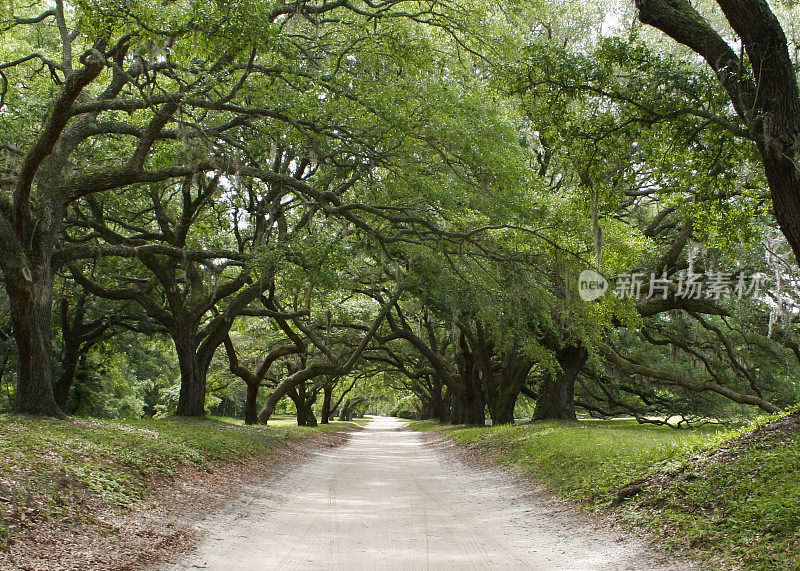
[1, 0, 797, 426]
[0, 0, 275, 415]
[65, 173, 279, 416]
[359, 3, 799, 426]
[221, 227, 374, 426]
[495, 21, 796, 421]
[223, 322, 305, 425]
[0, 0, 478, 416]
[255, 283, 402, 424]
[52, 287, 123, 411]
[634, 0, 800, 264]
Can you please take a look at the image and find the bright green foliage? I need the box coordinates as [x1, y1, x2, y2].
[1, 0, 798, 431]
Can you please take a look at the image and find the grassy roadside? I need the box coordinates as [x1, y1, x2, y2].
[0, 414, 360, 552]
[211, 414, 371, 427]
[412, 415, 800, 569]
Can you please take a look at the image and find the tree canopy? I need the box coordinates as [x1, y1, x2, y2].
[1, 0, 798, 426]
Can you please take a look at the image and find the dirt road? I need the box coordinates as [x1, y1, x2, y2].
[166, 417, 684, 570]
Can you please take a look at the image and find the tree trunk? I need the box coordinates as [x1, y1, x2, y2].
[300, 400, 317, 427]
[65, 355, 89, 415]
[294, 398, 317, 426]
[339, 399, 352, 421]
[532, 346, 588, 421]
[434, 400, 448, 423]
[450, 382, 485, 425]
[53, 336, 80, 412]
[289, 383, 318, 426]
[244, 381, 259, 425]
[52, 296, 110, 412]
[7, 265, 63, 417]
[636, 0, 800, 266]
[465, 382, 485, 425]
[442, 387, 453, 423]
[452, 332, 486, 425]
[173, 329, 207, 416]
[289, 387, 303, 425]
[429, 374, 448, 422]
[449, 388, 471, 424]
[485, 349, 532, 426]
[320, 384, 333, 424]
[488, 390, 517, 425]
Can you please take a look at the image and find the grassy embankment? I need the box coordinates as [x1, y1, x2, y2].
[413, 414, 800, 569]
[0, 414, 360, 551]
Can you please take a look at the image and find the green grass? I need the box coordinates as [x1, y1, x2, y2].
[209, 414, 369, 428]
[411, 417, 800, 568]
[628, 419, 800, 569]
[413, 419, 722, 503]
[0, 414, 359, 550]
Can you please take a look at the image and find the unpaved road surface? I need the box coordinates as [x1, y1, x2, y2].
[165, 417, 686, 570]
